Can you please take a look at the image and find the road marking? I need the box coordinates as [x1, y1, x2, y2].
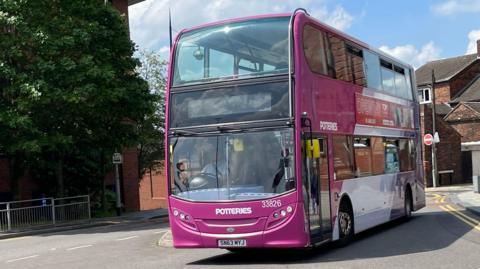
[440, 205, 480, 232]
[2, 236, 31, 242]
[66, 245, 93, 251]
[445, 205, 480, 225]
[432, 194, 446, 204]
[432, 194, 442, 203]
[116, 236, 139, 241]
[6, 255, 39, 263]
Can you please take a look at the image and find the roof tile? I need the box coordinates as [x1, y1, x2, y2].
[415, 54, 478, 86]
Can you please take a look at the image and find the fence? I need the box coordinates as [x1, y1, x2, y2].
[0, 195, 90, 232]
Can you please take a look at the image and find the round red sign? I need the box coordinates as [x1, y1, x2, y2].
[424, 133, 433, 146]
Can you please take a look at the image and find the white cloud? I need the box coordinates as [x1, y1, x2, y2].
[379, 42, 441, 69]
[432, 0, 480, 15]
[128, 0, 355, 58]
[158, 46, 170, 61]
[466, 29, 480, 54]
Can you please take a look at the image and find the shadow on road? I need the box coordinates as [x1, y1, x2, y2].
[189, 210, 475, 265]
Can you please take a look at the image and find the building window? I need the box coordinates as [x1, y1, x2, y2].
[418, 88, 431, 104]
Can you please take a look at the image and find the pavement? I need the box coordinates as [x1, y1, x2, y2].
[426, 183, 480, 216]
[0, 208, 169, 240]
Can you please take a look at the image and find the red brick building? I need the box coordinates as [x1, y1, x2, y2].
[416, 40, 480, 186]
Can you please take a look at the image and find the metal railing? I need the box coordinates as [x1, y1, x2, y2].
[0, 195, 90, 232]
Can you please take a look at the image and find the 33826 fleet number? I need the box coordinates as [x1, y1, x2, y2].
[261, 199, 282, 208]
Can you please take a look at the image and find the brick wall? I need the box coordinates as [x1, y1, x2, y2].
[450, 61, 480, 98]
[421, 105, 463, 186]
[121, 148, 140, 211]
[449, 122, 480, 143]
[111, 0, 128, 19]
[445, 103, 480, 142]
[139, 162, 167, 210]
[0, 157, 39, 201]
[0, 158, 10, 193]
[434, 82, 451, 103]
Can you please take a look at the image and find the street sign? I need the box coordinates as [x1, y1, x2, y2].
[424, 133, 433, 146]
[112, 152, 123, 164]
[433, 132, 440, 143]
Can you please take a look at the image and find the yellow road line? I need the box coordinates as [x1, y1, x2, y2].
[431, 193, 446, 204]
[1, 236, 31, 242]
[439, 205, 480, 232]
[445, 205, 479, 225]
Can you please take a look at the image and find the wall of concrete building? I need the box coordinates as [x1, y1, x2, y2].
[421, 105, 463, 186]
[473, 150, 480, 177]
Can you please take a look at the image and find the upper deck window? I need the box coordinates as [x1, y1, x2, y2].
[172, 17, 289, 86]
[302, 25, 365, 87]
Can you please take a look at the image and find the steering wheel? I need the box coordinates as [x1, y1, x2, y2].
[189, 173, 218, 190]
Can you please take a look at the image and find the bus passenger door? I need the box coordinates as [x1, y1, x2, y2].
[304, 137, 332, 242]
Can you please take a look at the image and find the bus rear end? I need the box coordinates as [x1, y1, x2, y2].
[166, 14, 309, 249]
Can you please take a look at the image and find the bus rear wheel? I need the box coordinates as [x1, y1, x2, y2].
[404, 189, 412, 220]
[337, 201, 354, 247]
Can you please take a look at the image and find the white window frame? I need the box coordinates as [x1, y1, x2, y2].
[418, 88, 432, 104]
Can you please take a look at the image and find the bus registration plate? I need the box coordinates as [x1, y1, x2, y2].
[218, 239, 247, 247]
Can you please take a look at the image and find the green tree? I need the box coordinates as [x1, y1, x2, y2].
[136, 49, 167, 176]
[0, 0, 154, 199]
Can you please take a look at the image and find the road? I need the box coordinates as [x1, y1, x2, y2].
[1, 193, 479, 269]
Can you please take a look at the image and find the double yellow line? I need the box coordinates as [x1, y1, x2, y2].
[432, 194, 480, 232]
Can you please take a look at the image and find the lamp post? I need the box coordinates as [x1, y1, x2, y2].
[431, 69, 439, 188]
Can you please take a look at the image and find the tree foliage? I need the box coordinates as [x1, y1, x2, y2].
[136, 49, 167, 175]
[0, 0, 154, 198]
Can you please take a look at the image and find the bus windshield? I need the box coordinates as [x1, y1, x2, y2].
[172, 17, 289, 86]
[170, 129, 295, 201]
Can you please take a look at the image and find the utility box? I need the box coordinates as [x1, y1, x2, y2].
[474, 176, 480, 193]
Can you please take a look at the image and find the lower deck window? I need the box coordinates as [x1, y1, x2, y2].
[335, 135, 416, 180]
[332, 136, 355, 180]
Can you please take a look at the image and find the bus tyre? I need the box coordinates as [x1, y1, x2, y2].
[404, 189, 412, 220]
[337, 201, 354, 247]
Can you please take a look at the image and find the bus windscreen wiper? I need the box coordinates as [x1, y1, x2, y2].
[216, 125, 237, 132]
[169, 129, 201, 136]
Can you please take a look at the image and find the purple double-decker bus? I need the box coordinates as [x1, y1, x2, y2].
[165, 9, 425, 249]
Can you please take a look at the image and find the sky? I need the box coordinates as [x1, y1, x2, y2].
[128, 0, 480, 69]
